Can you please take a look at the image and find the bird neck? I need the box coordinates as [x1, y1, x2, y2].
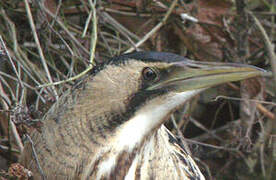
[70, 84, 126, 139]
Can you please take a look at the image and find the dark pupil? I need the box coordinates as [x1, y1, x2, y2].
[143, 68, 156, 80]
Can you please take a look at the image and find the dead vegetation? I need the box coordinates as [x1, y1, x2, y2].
[0, 0, 275, 179]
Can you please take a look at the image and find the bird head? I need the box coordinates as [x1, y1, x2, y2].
[19, 51, 265, 179]
[81, 52, 264, 151]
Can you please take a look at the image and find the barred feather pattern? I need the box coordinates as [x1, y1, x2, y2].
[21, 124, 205, 180]
[87, 125, 205, 180]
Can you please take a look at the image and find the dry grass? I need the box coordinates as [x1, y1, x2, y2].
[0, 0, 275, 179]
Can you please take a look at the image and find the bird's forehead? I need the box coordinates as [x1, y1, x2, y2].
[109, 51, 189, 64]
[91, 52, 189, 77]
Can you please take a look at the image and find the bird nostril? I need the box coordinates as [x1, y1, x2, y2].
[186, 65, 201, 69]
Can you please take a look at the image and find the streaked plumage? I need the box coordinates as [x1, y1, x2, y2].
[20, 52, 263, 179]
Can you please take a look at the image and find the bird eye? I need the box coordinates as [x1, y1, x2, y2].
[142, 67, 157, 81]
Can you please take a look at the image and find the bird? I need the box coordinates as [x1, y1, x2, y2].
[19, 51, 264, 180]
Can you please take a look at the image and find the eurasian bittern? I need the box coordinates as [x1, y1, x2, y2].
[20, 52, 264, 180]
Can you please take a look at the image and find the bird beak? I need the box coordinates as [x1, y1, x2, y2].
[147, 60, 265, 92]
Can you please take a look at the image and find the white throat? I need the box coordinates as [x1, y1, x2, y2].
[116, 89, 203, 151]
[92, 89, 205, 179]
